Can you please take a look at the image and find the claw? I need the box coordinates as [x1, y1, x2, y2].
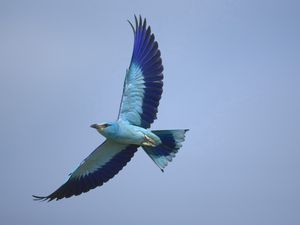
[141, 135, 156, 147]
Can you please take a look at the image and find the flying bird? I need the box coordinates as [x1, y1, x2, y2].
[33, 15, 188, 201]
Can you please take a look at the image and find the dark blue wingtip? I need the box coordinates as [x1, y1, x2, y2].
[128, 14, 147, 34]
[32, 195, 50, 202]
[127, 18, 135, 33]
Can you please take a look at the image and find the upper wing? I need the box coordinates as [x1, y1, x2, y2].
[118, 15, 164, 128]
[33, 140, 137, 201]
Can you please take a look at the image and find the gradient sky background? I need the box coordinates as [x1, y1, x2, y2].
[0, 0, 299, 224]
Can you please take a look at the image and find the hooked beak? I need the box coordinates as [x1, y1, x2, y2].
[90, 124, 105, 130]
[90, 124, 99, 129]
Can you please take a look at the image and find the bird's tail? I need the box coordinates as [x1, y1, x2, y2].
[142, 129, 189, 172]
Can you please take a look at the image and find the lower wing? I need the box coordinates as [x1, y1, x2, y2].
[33, 140, 138, 201]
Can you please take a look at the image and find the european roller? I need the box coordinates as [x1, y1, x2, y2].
[33, 15, 188, 201]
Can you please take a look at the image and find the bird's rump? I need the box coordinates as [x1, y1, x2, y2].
[143, 129, 189, 171]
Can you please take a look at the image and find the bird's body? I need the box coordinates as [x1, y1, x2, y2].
[94, 120, 161, 147]
[34, 15, 189, 201]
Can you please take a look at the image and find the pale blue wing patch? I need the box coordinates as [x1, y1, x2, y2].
[119, 64, 145, 126]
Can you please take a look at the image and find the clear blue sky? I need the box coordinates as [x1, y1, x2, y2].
[0, 0, 299, 224]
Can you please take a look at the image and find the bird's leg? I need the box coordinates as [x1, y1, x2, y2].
[141, 135, 156, 147]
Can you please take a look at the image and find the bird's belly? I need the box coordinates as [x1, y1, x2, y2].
[105, 122, 161, 146]
[113, 129, 145, 145]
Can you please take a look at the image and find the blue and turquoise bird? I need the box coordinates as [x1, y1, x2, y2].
[33, 15, 188, 201]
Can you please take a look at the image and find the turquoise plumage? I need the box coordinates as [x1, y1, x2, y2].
[33, 15, 188, 201]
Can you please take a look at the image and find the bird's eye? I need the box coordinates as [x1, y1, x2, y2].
[103, 123, 111, 128]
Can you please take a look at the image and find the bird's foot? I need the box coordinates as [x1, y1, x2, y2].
[141, 135, 156, 147]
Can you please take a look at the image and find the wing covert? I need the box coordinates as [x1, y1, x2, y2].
[118, 15, 164, 128]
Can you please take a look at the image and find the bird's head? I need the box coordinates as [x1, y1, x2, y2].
[90, 122, 116, 137]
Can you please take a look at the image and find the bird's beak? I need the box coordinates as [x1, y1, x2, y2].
[90, 124, 106, 130]
[90, 124, 99, 129]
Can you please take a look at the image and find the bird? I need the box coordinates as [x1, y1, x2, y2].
[33, 15, 189, 201]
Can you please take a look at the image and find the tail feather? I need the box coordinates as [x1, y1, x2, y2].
[142, 129, 189, 171]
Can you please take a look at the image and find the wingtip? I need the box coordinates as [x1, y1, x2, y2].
[128, 14, 146, 34]
[32, 195, 49, 202]
[127, 19, 135, 33]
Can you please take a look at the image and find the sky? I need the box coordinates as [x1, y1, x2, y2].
[0, 0, 300, 224]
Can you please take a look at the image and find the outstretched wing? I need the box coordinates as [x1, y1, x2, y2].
[118, 15, 164, 128]
[33, 141, 137, 201]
